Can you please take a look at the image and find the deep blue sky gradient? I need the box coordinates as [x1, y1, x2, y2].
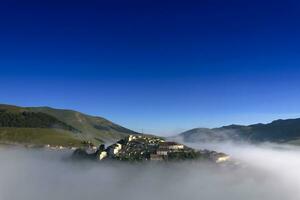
[1, 0, 300, 135]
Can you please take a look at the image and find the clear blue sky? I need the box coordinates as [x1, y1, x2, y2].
[1, 0, 300, 135]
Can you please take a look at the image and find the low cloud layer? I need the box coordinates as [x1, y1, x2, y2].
[0, 142, 300, 200]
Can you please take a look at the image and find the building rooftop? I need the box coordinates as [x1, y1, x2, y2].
[159, 141, 182, 146]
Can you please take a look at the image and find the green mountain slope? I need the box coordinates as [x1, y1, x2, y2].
[0, 106, 78, 132]
[179, 118, 300, 144]
[27, 106, 139, 142]
[0, 128, 83, 147]
[0, 104, 139, 146]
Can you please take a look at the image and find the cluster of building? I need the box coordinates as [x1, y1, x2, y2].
[99, 135, 164, 160]
[44, 140, 97, 151]
[94, 135, 184, 161]
[44, 144, 77, 150]
[72, 134, 230, 163]
[150, 142, 185, 161]
[97, 135, 204, 162]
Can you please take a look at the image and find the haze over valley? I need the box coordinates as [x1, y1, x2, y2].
[1, 142, 300, 200]
[1, 103, 300, 199]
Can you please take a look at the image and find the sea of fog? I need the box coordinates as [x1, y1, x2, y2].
[1, 142, 300, 200]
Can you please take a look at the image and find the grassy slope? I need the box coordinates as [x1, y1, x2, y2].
[0, 104, 139, 146]
[0, 107, 78, 132]
[27, 106, 139, 143]
[0, 128, 83, 147]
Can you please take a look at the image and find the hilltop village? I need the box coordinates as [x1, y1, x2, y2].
[72, 135, 230, 163]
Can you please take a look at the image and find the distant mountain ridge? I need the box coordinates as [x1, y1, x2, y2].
[179, 118, 300, 145]
[0, 104, 139, 147]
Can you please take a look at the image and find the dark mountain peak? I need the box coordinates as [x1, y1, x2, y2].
[270, 118, 300, 124]
[180, 128, 212, 135]
[179, 117, 300, 144]
[219, 124, 246, 129]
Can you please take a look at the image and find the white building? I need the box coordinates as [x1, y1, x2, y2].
[156, 149, 168, 156]
[216, 155, 230, 163]
[99, 151, 108, 160]
[113, 143, 122, 155]
[159, 142, 184, 150]
[128, 135, 137, 142]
